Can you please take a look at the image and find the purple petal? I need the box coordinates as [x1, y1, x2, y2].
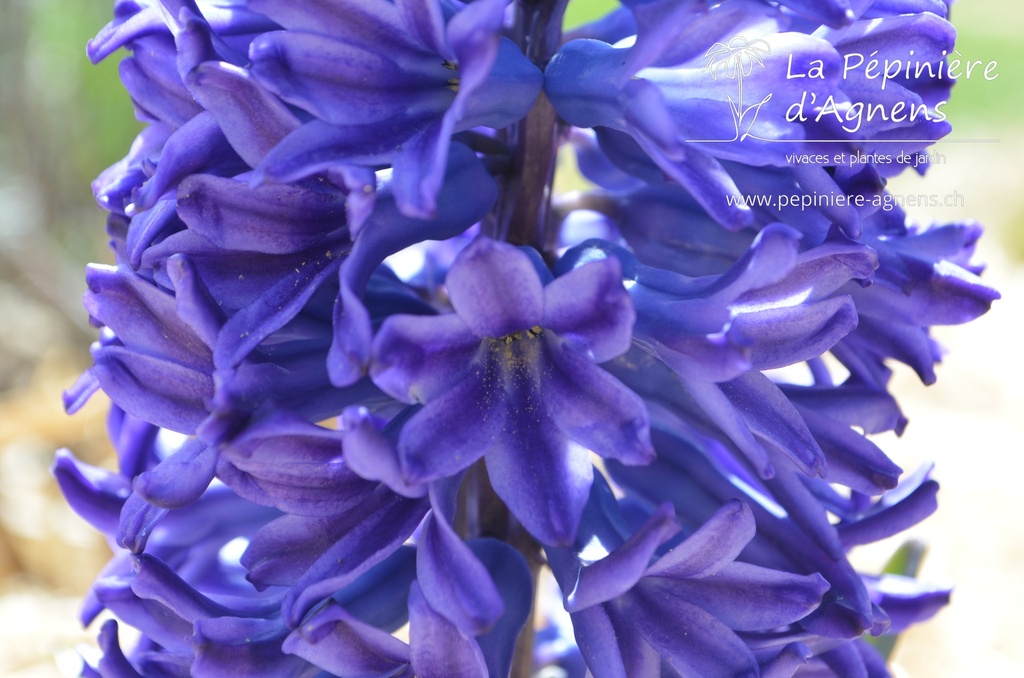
[719, 371, 825, 477]
[622, 588, 758, 678]
[571, 134, 646, 191]
[544, 342, 654, 466]
[570, 605, 629, 678]
[84, 265, 211, 370]
[643, 320, 753, 383]
[52, 449, 129, 535]
[249, 30, 451, 127]
[281, 491, 428, 627]
[544, 257, 634, 363]
[844, 314, 939, 385]
[485, 411, 594, 545]
[63, 367, 102, 415]
[782, 383, 905, 436]
[816, 642, 869, 678]
[247, 0, 414, 53]
[341, 407, 427, 498]
[446, 237, 544, 338]
[610, 613, 665, 678]
[106, 407, 160, 479]
[165, 254, 225, 349]
[240, 513, 348, 589]
[761, 457, 845, 560]
[335, 546, 417, 630]
[623, 0, 708, 74]
[445, 0, 505, 73]
[174, 8, 242, 78]
[837, 480, 939, 548]
[212, 243, 344, 368]
[133, 437, 216, 508]
[760, 643, 812, 678]
[193, 617, 305, 678]
[636, 136, 754, 230]
[217, 411, 378, 516]
[705, 224, 803, 302]
[417, 510, 505, 634]
[129, 111, 244, 215]
[92, 346, 212, 434]
[679, 376, 773, 478]
[566, 503, 679, 612]
[88, 5, 166, 63]
[95, 619, 144, 677]
[396, 0, 450, 56]
[119, 36, 202, 128]
[734, 234, 878, 312]
[370, 313, 480, 404]
[242, 488, 422, 592]
[797, 405, 902, 495]
[390, 121, 455, 219]
[331, 144, 497, 382]
[471, 539, 534, 678]
[185, 61, 301, 167]
[255, 118, 411, 186]
[141, 229, 342, 318]
[397, 375, 502, 483]
[125, 198, 180, 269]
[644, 500, 754, 579]
[93, 574, 192, 652]
[457, 37, 543, 130]
[283, 602, 412, 677]
[653, 561, 828, 631]
[850, 260, 999, 327]
[408, 582, 489, 678]
[117, 492, 169, 554]
[865, 574, 950, 633]
[447, 4, 542, 141]
[176, 174, 347, 254]
[735, 296, 858, 370]
[130, 554, 237, 622]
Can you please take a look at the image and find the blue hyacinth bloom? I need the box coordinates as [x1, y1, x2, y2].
[58, 0, 995, 676]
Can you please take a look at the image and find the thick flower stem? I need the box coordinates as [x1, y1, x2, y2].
[493, 0, 569, 255]
[496, 91, 560, 253]
[457, 459, 544, 678]
[510, 537, 545, 678]
[483, 4, 569, 675]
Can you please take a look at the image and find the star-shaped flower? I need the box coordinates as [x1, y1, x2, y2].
[369, 236, 654, 545]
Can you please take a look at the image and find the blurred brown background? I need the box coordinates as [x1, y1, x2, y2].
[0, 1, 1020, 675]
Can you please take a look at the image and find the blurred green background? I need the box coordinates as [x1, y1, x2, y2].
[0, 1, 1020, 676]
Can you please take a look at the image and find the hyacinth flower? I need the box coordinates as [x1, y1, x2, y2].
[547, 1, 957, 230]
[58, 0, 996, 676]
[545, 475, 830, 677]
[369, 235, 653, 545]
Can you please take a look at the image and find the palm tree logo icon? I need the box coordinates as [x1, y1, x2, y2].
[702, 36, 773, 141]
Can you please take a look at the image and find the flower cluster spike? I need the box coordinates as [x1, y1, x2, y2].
[59, 0, 996, 676]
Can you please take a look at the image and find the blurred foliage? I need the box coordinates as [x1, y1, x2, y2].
[21, 2, 140, 184]
[865, 540, 929, 661]
[2, 0, 140, 241]
[564, 0, 619, 29]
[0, 1, 141, 391]
[942, 3, 1021, 130]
